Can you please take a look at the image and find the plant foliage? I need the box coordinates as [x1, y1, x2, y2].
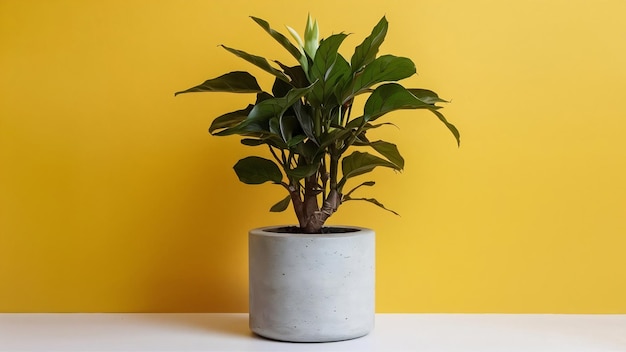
[176, 15, 459, 233]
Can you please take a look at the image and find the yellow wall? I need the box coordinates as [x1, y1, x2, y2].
[1, 0, 625, 313]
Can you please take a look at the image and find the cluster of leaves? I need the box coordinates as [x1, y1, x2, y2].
[176, 15, 459, 233]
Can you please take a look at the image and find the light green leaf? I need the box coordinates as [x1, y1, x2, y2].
[233, 156, 283, 184]
[286, 25, 304, 48]
[174, 71, 261, 95]
[304, 14, 319, 59]
[270, 195, 292, 212]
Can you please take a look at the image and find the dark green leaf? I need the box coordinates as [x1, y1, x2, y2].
[221, 45, 290, 82]
[279, 115, 303, 143]
[431, 109, 461, 147]
[364, 83, 436, 122]
[274, 62, 310, 88]
[339, 151, 400, 189]
[293, 101, 317, 143]
[343, 55, 416, 103]
[248, 83, 316, 121]
[408, 88, 448, 104]
[319, 127, 353, 149]
[309, 34, 349, 106]
[250, 16, 303, 61]
[269, 117, 280, 135]
[269, 195, 292, 212]
[331, 55, 352, 102]
[369, 140, 404, 169]
[174, 71, 262, 95]
[240, 138, 266, 146]
[272, 77, 292, 98]
[209, 105, 253, 134]
[256, 92, 274, 103]
[344, 181, 375, 198]
[286, 162, 319, 180]
[343, 196, 399, 216]
[233, 156, 282, 184]
[287, 135, 307, 147]
[311, 33, 348, 81]
[351, 16, 388, 72]
[295, 140, 321, 162]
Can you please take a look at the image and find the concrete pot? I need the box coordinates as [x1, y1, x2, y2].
[248, 226, 375, 342]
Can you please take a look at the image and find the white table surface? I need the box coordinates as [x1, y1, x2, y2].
[0, 313, 625, 351]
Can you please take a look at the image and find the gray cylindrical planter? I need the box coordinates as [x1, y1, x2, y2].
[248, 226, 375, 342]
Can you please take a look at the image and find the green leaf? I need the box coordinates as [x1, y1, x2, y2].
[218, 84, 314, 138]
[295, 139, 320, 162]
[286, 162, 319, 180]
[344, 181, 375, 198]
[408, 88, 448, 104]
[233, 156, 283, 184]
[431, 109, 461, 147]
[343, 196, 399, 216]
[369, 140, 405, 169]
[209, 105, 254, 134]
[250, 16, 303, 61]
[344, 55, 416, 103]
[248, 83, 317, 122]
[274, 62, 309, 88]
[221, 45, 290, 82]
[351, 16, 388, 72]
[309, 34, 349, 106]
[279, 115, 302, 143]
[174, 71, 262, 95]
[339, 151, 400, 189]
[310, 33, 348, 81]
[272, 76, 292, 98]
[363, 83, 436, 122]
[240, 138, 266, 146]
[287, 134, 307, 147]
[292, 101, 317, 143]
[270, 195, 292, 212]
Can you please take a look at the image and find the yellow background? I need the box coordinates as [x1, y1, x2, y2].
[1, 0, 625, 313]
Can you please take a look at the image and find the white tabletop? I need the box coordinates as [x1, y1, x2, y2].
[0, 313, 625, 351]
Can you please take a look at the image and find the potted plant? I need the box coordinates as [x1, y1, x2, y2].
[176, 15, 459, 342]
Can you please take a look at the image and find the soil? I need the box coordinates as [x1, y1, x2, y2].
[266, 226, 361, 234]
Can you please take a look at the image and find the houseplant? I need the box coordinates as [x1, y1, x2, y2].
[176, 15, 459, 342]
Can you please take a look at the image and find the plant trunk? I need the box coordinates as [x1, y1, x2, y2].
[302, 189, 341, 233]
[302, 152, 341, 233]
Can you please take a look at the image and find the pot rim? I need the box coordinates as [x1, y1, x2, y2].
[250, 225, 373, 238]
